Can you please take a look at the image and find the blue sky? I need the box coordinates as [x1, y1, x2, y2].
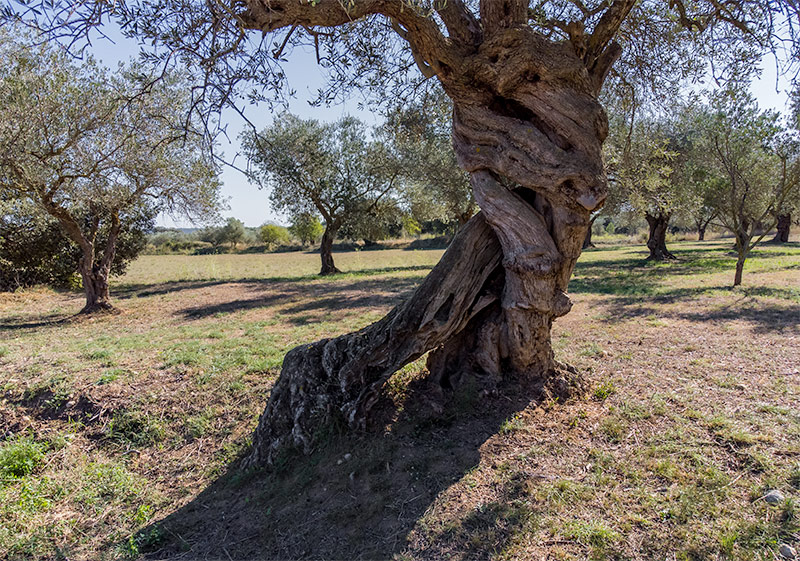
[87, 27, 792, 229]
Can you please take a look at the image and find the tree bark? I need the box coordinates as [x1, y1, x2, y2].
[733, 228, 751, 287]
[645, 212, 676, 260]
[583, 215, 597, 249]
[772, 214, 791, 243]
[319, 225, 341, 275]
[244, 21, 615, 467]
[698, 225, 706, 241]
[79, 260, 114, 313]
[246, 214, 504, 466]
[733, 255, 745, 286]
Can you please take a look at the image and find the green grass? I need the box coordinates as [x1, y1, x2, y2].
[0, 437, 45, 480]
[119, 248, 445, 286]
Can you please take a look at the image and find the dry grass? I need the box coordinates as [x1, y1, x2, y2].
[0, 241, 798, 560]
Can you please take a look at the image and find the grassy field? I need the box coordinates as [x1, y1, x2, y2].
[0, 241, 798, 560]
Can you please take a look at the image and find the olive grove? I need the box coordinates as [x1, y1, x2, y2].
[7, 0, 799, 464]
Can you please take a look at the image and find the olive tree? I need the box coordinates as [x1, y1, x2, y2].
[695, 93, 800, 285]
[385, 86, 476, 229]
[0, 31, 222, 312]
[0, 197, 155, 291]
[242, 114, 402, 275]
[13, 0, 799, 464]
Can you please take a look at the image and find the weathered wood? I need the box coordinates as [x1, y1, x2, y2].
[772, 214, 791, 243]
[319, 226, 341, 275]
[245, 214, 502, 466]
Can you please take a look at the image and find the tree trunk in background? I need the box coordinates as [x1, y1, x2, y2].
[645, 212, 676, 260]
[733, 256, 745, 286]
[733, 228, 751, 287]
[319, 226, 341, 275]
[583, 216, 597, 249]
[772, 214, 791, 243]
[245, 19, 615, 467]
[698, 225, 706, 241]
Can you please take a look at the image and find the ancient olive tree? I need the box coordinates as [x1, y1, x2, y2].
[695, 93, 800, 285]
[16, 0, 798, 464]
[0, 32, 221, 312]
[242, 114, 402, 275]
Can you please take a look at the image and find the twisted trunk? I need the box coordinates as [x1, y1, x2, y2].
[772, 214, 791, 243]
[78, 213, 120, 314]
[645, 212, 676, 260]
[319, 225, 341, 276]
[246, 25, 613, 467]
[79, 260, 114, 314]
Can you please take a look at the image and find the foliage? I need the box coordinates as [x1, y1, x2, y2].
[0, 437, 45, 480]
[220, 218, 246, 249]
[1, 198, 155, 291]
[259, 224, 291, 249]
[384, 86, 475, 228]
[243, 113, 402, 270]
[243, 114, 401, 235]
[288, 213, 324, 246]
[690, 90, 800, 283]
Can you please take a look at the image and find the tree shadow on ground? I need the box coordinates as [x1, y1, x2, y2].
[136, 378, 545, 560]
[588, 285, 799, 334]
[176, 276, 422, 320]
[114, 265, 434, 301]
[0, 312, 80, 332]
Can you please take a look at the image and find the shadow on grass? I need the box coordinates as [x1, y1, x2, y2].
[0, 312, 79, 332]
[135, 379, 544, 560]
[584, 285, 800, 333]
[113, 264, 434, 301]
[176, 276, 421, 320]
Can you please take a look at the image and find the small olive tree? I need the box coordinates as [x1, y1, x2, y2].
[695, 93, 800, 285]
[242, 114, 402, 275]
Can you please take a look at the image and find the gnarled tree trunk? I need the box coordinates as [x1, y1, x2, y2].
[698, 225, 706, 241]
[645, 212, 676, 260]
[319, 225, 341, 275]
[244, 5, 618, 468]
[772, 214, 791, 243]
[79, 260, 114, 314]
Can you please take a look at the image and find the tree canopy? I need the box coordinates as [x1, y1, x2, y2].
[689, 91, 800, 284]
